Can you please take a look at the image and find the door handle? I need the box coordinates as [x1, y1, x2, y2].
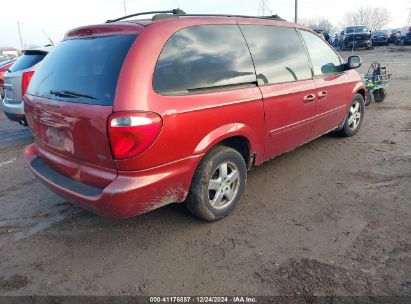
[304, 94, 315, 103]
[318, 90, 328, 99]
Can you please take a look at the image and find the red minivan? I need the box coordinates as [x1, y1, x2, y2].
[23, 10, 365, 221]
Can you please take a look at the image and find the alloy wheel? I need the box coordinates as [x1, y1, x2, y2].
[208, 161, 240, 210]
[347, 101, 362, 131]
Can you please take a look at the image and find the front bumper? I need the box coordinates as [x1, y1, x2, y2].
[24, 144, 202, 219]
[372, 38, 389, 45]
[344, 40, 372, 48]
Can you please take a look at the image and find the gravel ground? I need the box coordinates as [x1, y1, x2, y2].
[0, 45, 410, 297]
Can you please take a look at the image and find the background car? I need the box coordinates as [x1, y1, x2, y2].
[395, 25, 411, 45]
[333, 30, 345, 48]
[340, 25, 372, 50]
[2, 46, 52, 125]
[389, 28, 401, 43]
[0, 59, 17, 98]
[371, 30, 390, 46]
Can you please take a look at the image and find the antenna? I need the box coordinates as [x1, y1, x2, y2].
[17, 21, 24, 50]
[42, 30, 54, 46]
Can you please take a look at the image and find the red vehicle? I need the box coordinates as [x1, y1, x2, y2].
[23, 10, 365, 221]
[0, 59, 16, 98]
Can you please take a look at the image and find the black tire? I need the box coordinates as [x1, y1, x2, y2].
[185, 145, 247, 221]
[374, 88, 387, 102]
[364, 91, 374, 106]
[338, 94, 365, 137]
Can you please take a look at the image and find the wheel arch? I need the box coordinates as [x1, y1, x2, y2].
[194, 123, 264, 169]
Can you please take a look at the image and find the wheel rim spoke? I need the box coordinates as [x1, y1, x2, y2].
[227, 169, 239, 183]
[350, 106, 355, 114]
[211, 189, 224, 206]
[225, 188, 234, 200]
[219, 163, 228, 179]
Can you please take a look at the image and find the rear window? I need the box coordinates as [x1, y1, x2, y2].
[9, 52, 46, 72]
[27, 35, 136, 105]
[153, 25, 256, 94]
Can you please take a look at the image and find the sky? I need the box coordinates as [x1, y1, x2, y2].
[0, 0, 410, 49]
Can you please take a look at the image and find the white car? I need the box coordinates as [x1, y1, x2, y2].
[2, 46, 53, 125]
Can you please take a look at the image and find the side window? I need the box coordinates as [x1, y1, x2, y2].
[239, 25, 312, 85]
[300, 30, 342, 76]
[153, 25, 256, 94]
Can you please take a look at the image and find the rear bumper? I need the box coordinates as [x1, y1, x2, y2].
[2, 99, 25, 121]
[24, 144, 202, 219]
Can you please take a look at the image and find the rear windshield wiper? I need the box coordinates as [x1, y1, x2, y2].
[50, 90, 97, 100]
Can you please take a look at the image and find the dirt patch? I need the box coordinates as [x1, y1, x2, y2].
[0, 275, 29, 292]
[255, 258, 370, 296]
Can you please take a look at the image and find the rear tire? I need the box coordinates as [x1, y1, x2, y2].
[185, 146, 247, 221]
[338, 94, 364, 137]
[374, 88, 387, 102]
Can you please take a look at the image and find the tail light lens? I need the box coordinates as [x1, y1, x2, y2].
[108, 112, 162, 159]
[21, 70, 35, 96]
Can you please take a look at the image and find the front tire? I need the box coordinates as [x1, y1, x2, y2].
[364, 91, 374, 106]
[185, 146, 247, 221]
[338, 94, 365, 137]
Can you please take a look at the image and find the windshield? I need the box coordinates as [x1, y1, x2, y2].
[346, 26, 368, 34]
[27, 35, 136, 106]
[373, 31, 386, 36]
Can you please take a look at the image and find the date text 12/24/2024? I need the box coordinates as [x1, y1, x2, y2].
[149, 297, 257, 303]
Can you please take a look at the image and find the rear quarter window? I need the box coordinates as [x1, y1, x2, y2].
[153, 25, 256, 94]
[27, 35, 136, 105]
[9, 52, 46, 73]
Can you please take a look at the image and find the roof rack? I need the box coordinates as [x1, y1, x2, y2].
[106, 8, 186, 23]
[106, 8, 285, 23]
[176, 13, 285, 21]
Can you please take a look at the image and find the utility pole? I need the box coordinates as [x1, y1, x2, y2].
[294, 0, 298, 23]
[17, 21, 24, 50]
[123, 0, 127, 15]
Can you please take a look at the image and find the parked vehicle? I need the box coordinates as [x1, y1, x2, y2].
[340, 25, 372, 50]
[389, 28, 401, 43]
[328, 33, 337, 46]
[371, 31, 390, 46]
[2, 46, 52, 125]
[0, 59, 17, 99]
[333, 30, 345, 48]
[23, 10, 365, 221]
[395, 25, 411, 45]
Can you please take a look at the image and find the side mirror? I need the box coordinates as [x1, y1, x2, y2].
[347, 55, 362, 69]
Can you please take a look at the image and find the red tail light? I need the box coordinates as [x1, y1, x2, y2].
[22, 70, 35, 96]
[108, 112, 162, 159]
